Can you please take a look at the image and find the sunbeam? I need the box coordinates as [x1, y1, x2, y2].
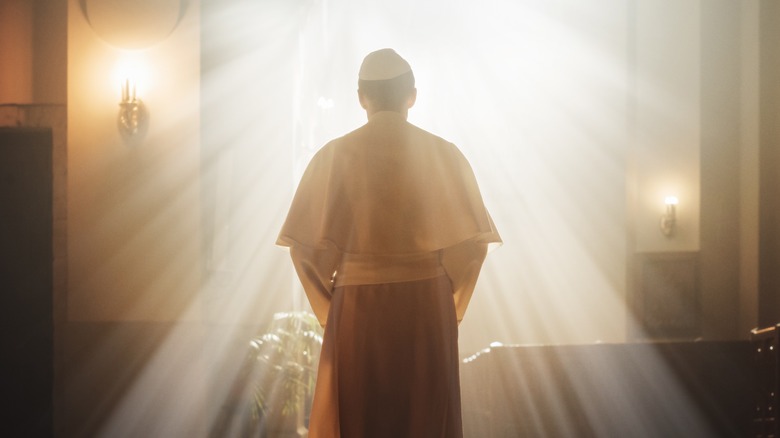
[57, 0, 752, 436]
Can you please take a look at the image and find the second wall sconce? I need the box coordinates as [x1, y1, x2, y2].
[660, 196, 678, 237]
[118, 78, 146, 137]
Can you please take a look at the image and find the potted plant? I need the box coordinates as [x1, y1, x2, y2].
[245, 311, 323, 437]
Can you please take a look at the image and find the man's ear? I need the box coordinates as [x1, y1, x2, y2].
[407, 88, 417, 109]
[358, 90, 369, 110]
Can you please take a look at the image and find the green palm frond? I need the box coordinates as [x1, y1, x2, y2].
[244, 311, 324, 426]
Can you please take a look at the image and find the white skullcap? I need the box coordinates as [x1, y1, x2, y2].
[358, 48, 412, 81]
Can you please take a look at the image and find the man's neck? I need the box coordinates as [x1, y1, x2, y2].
[366, 108, 408, 120]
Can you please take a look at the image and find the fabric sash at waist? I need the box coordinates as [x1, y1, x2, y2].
[334, 251, 446, 287]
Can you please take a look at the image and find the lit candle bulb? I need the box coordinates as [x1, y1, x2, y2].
[121, 78, 129, 102]
[660, 195, 678, 237]
[664, 196, 678, 216]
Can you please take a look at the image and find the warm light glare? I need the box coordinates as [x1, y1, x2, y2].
[86, 1, 717, 436]
[317, 96, 335, 110]
[113, 54, 149, 101]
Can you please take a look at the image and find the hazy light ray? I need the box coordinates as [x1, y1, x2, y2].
[83, 0, 719, 436]
[97, 325, 209, 437]
[563, 345, 716, 436]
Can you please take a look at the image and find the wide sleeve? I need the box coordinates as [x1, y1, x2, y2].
[288, 243, 340, 326]
[441, 239, 488, 323]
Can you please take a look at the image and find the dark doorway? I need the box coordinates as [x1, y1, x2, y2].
[0, 127, 53, 437]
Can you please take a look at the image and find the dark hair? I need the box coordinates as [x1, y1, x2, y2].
[358, 71, 415, 111]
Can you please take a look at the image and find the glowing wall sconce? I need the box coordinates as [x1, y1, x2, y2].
[118, 78, 146, 137]
[660, 196, 678, 237]
[118, 79, 146, 137]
